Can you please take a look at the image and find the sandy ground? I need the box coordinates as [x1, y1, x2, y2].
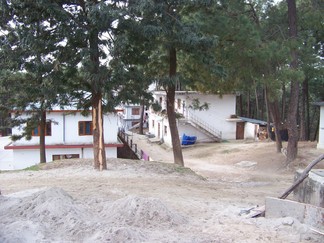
[0, 135, 324, 242]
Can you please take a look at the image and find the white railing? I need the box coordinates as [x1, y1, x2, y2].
[188, 111, 222, 140]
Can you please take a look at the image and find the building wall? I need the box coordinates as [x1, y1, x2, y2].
[244, 122, 258, 140]
[148, 92, 237, 147]
[11, 112, 118, 145]
[185, 94, 236, 140]
[9, 147, 117, 170]
[3, 110, 119, 170]
[318, 106, 324, 149]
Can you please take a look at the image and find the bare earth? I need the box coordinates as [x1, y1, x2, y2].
[0, 136, 324, 243]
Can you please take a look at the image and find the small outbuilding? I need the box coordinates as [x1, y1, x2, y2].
[314, 101, 324, 149]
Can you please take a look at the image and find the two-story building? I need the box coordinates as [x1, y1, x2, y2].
[3, 108, 122, 170]
[148, 91, 238, 147]
[117, 104, 143, 131]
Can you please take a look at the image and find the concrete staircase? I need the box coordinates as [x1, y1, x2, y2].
[181, 111, 222, 142]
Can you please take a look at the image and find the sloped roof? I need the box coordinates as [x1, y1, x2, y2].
[313, 101, 324, 106]
[238, 117, 268, 126]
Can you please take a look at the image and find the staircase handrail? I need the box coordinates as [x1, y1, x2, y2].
[188, 110, 222, 139]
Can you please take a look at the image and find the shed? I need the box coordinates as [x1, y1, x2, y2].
[314, 101, 324, 149]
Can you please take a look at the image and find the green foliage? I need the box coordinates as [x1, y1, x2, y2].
[151, 101, 162, 113]
[23, 164, 40, 171]
[188, 98, 209, 111]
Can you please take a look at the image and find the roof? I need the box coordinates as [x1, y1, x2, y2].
[238, 117, 268, 126]
[313, 101, 324, 106]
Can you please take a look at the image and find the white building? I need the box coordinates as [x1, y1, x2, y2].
[117, 104, 143, 131]
[3, 109, 122, 170]
[315, 102, 324, 149]
[148, 91, 238, 147]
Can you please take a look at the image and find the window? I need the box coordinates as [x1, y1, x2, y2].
[79, 121, 93, 135]
[177, 99, 181, 110]
[152, 120, 155, 128]
[53, 154, 80, 161]
[164, 125, 167, 136]
[132, 108, 140, 115]
[32, 121, 52, 136]
[131, 121, 139, 126]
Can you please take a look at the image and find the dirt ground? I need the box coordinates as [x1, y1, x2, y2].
[0, 136, 323, 242]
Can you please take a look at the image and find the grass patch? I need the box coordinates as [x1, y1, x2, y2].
[23, 165, 40, 171]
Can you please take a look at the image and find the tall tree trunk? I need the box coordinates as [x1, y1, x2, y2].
[139, 99, 145, 135]
[92, 93, 107, 170]
[238, 94, 243, 116]
[247, 91, 250, 117]
[306, 83, 310, 140]
[281, 82, 286, 120]
[299, 78, 310, 140]
[167, 47, 184, 166]
[299, 78, 308, 141]
[89, 19, 106, 170]
[254, 82, 259, 119]
[39, 109, 46, 163]
[264, 86, 271, 141]
[269, 100, 283, 152]
[286, 0, 299, 163]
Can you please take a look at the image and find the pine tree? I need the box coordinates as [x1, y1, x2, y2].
[0, 0, 75, 163]
[129, 0, 219, 166]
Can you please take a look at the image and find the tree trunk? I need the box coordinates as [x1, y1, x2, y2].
[286, 0, 299, 163]
[92, 93, 107, 170]
[89, 17, 106, 170]
[281, 82, 286, 120]
[139, 99, 145, 135]
[238, 94, 243, 116]
[254, 82, 259, 119]
[299, 78, 308, 141]
[264, 87, 271, 140]
[167, 47, 184, 166]
[247, 91, 250, 117]
[304, 78, 310, 140]
[269, 100, 283, 152]
[39, 109, 46, 163]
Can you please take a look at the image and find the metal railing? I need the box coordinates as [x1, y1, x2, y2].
[118, 129, 150, 161]
[187, 111, 222, 141]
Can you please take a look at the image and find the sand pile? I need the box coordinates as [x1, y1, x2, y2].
[0, 187, 189, 242]
[0, 187, 94, 242]
[103, 195, 188, 228]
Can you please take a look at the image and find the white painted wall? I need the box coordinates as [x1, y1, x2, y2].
[11, 111, 118, 145]
[8, 147, 117, 170]
[148, 92, 237, 147]
[178, 122, 214, 143]
[0, 137, 13, 170]
[2, 110, 119, 170]
[318, 106, 324, 149]
[244, 123, 258, 140]
[124, 105, 141, 120]
[186, 94, 237, 140]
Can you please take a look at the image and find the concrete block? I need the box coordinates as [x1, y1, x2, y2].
[293, 169, 324, 207]
[265, 197, 324, 231]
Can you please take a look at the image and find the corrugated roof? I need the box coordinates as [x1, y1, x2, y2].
[313, 101, 324, 106]
[238, 117, 268, 125]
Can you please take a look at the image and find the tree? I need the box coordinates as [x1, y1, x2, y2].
[0, 0, 74, 163]
[58, 0, 127, 170]
[129, 0, 220, 166]
[286, 0, 300, 163]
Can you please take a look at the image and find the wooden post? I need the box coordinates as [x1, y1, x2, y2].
[279, 154, 324, 199]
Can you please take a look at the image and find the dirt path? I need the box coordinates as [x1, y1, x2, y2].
[0, 138, 323, 242]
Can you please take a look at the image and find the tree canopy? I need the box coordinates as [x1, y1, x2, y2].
[0, 0, 323, 167]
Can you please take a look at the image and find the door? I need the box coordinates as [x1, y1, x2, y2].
[158, 123, 161, 139]
[236, 122, 245, 140]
